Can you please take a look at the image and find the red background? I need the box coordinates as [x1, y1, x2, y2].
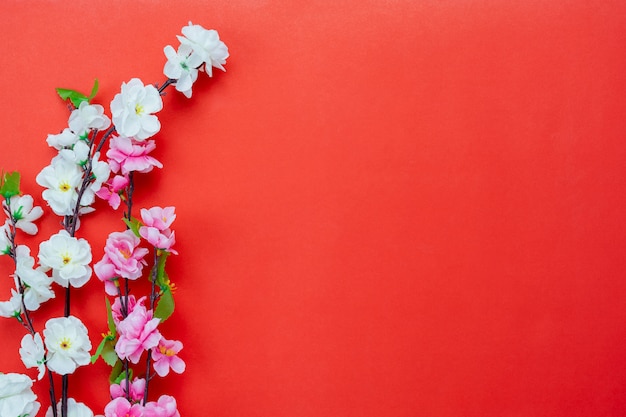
[1, 1, 626, 416]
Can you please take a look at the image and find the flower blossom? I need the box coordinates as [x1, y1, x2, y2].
[96, 174, 129, 210]
[110, 377, 145, 403]
[46, 398, 97, 417]
[19, 332, 46, 380]
[47, 127, 79, 149]
[110, 78, 163, 141]
[15, 245, 55, 311]
[0, 289, 22, 318]
[0, 221, 10, 254]
[104, 397, 144, 417]
[0, 373, 40, 417]
[6, 194, 44, 235]
[163, 44, 203, 98]
[152, 337, 185, 377]
[43, 315, 91, 375]
[38, 230, 92, 288]
[143, 395, 180, 417]
[36, 156, 82, 216]
[95, 230, 149, 281]
[178, 22, 229, 77]
[110, 295, 141, 325]
[139, 206, 178, 253]
[115, 298, 161, 363]
[68, 101, 111, 138]
[106, 136, 162, 175]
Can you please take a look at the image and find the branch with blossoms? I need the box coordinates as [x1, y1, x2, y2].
[0, 22, 228, 417]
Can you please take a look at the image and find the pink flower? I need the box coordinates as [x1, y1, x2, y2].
[93, 260, 118, 296]
[96, 175, 129, 210]
[139, 226, 178, 254]
[104, 397, 144, 417]
[143, 395, 180, 417]
[152, 338, 185, 377]
[100, 230, 149, 280]
[110, 377, 145, 403]
[111, 295, 142, 324]
[115, 299, 161, 364]
[106, 136, 163, 175]
[140, 206, 176, 231]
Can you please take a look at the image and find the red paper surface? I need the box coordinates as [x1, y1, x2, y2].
[1, 1, 626, 416]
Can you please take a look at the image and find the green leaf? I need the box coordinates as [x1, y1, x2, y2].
[0, 171, 20, 199]
[91, 337, 108, 364]
[105, 297, 117, 336]
[156, 252, 170, 287]
[109, 360, 123, 383]
[55, 88, 89, 108]
[123, 216, 142, 238]
[154, 287, 175, 321]
[113, 368, 133, 385]
[101, 339, 119, 367]
[89, 78, 99, 100]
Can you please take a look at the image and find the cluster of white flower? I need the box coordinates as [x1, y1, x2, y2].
[0, 21, 228, 417]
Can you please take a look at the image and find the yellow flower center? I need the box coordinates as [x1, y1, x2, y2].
[159, 345, 175, 357]
[59, 181, 71, 192]
[135, 103, 144, 115]
[60, 338, 71, 350]
[120, 248, 132, 259]
[62, 253, 72, 265]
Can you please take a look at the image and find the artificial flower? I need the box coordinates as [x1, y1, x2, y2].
[110, 295, 141, 325]
[96, 230, 149, 280]
[104, 397, 144, 417]
[15, 245, 55, 311]
[6, 194, 44, 235]
[58, 141, 91, 166]
[178, 22, 228, 77]
[115, 299, 161, 363]
[143, 395, 180, 417]
[95, 174, 129, 210]
[38, 230, 92, 288]
[110, 78, 163, 141]
[140, 206, 176, 231]
[43, 315, 91, 375]
[139, 226, 177, 254]
[106, 136, 162, 175]
[110, 377, 145, 403]
[0, 373, 40, 417]
[68, 101, 111, 138]
[19, 332, 46, 380]
[0, 289, 22, 318]
[152, 337, 185, 377]
[36, 156, 82, 216]
[0, 220, 12, 254]
[163, 44, 203, 98]
[46, 127, 79, 150]
[46, 398, 98, 417]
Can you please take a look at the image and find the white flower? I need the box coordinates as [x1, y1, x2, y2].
[81, 152, 110, 207]
[59, 141, 91, 166]
[0, 373, 40, 417]
[38, 230, 92, 288]
[36, 156, 82, 216]
[46, 398, 96, 417]
[15, 245, 55, 311]
[6, 194, 44, 235]
[47, 128, 79, 150]
[163, 44, 203, 98]
[0, 220, 12, 254]
[68, 101, 111, 138]
[0, 289, 22, 318]
[110, 78, 163, 141]
[43, 316, 91, 375]
[178, 22, 228, 77]
[19, 333, 46, 380]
